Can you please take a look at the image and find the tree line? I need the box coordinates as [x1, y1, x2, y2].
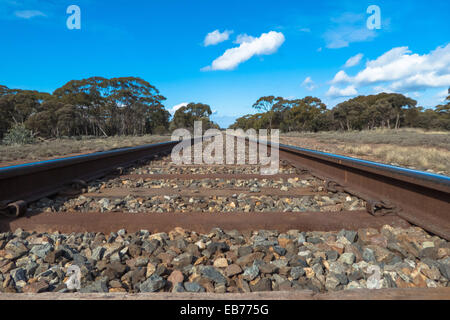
[1, 77, 449, 142]
[229, 91, 450, 132]
[0, 77, 218, 141]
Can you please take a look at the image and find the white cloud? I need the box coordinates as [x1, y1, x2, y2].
[14, 10, 46, 19]
[372, 85, 394, 94]
[169, 102, 188, 115]
[330, 44, 450, 92]
[331, 70, 352, 84]
[345, 53, 364, 67]
[204, 30, 233, 46]
[202, 31, 285, 71]
[301, 77, 316, 91]
[326, 85, 358, 98]
[234, 33, 256, 44]
[299, 28, 311, 33]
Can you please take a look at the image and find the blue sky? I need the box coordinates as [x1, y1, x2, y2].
[1, 0, 449, 127]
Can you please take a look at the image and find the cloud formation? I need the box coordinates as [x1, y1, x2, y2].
[326, 85, 358, 98]
[169, 102, 188, 115]
[14, 10, 46, 19]
[345, 53, 364, 67]
[301, 77, 316, 91]
[202, 31, 285, 71]
[234, 33, 256, 44]
[331, 44, 450, 92]
[204, 30, 233, 46]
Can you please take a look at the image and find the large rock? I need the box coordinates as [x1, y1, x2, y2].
[80, 278, 108, 293]
[224, 264, 242, 277]
[290, 267, 305, 280]
[243, 264, 259, 281]
[338, 252, 355, 265]
[103, 261, 127, 279]
[259, 262, 279, 274]
[213, 258, 228, 268]
[91, 247, 105, 261]
[139, 275, 166, 292]
[30, 243, 53, 259]
[249, 278, 272, 292]
[172, 253, 193, 268]
[325, 275, 340, 290]
[10, 267, 27, 283]
[236, 252, 264, 267]
[207, 242, 229, 253]
[438, 263, 450, 279]
[5, 240, 28, 259]
[44, 249, 64, 264]
[22, 280, 49, 293]
[184, 282, 205, 293]
[102, 243, 124, 260]
[168, 270, 184, 286]
[363, 248, 376, 262]
[199, 266, 227, 284]
[237, 246, 253, 257]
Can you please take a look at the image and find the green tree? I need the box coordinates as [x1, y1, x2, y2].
[435, 88, 450, 116]
[283, 97, 327, 132]
[53, 77, 167, 136]
[170, 102, 218, 131]
[252, 96, 283, 130]
[0, 87, 50, 138]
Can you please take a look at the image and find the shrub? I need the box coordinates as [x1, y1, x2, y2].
[2, 123, 36, 145]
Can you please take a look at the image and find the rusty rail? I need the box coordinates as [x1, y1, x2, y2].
[0, 141, 176, 216]
[276, 143, 450, 240]
[0, 137, 449, 240]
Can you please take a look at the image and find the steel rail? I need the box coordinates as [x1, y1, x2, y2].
[0, 135, 449, 240]
[0, 140, 177, 216]
[274, 142, 450, 240]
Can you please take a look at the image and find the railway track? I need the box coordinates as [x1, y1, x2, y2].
[0, 134, 449, 299]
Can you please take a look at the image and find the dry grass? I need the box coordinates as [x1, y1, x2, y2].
[0, 135, 170, 165]
[284, 128, 450, 150]
[339, 144, 449, 172]
[281, 128, 450, 175]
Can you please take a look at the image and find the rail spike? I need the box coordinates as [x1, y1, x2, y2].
[0, 200, 27, 217]
[366, 200, 396, 216]
[70, 179, 87, 189]
[325, 180, 345, 193]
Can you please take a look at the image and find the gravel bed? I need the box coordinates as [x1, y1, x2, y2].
[128, 165, 298, 175]
[1, 226, 448, 293]
[29, 192, 365, 213]
[86, 177, 318, 190]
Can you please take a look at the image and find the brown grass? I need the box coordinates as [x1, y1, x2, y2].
[281, 128, 450, 175]
[283, 128, 450, 150]
[0, 135, 170, 166]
